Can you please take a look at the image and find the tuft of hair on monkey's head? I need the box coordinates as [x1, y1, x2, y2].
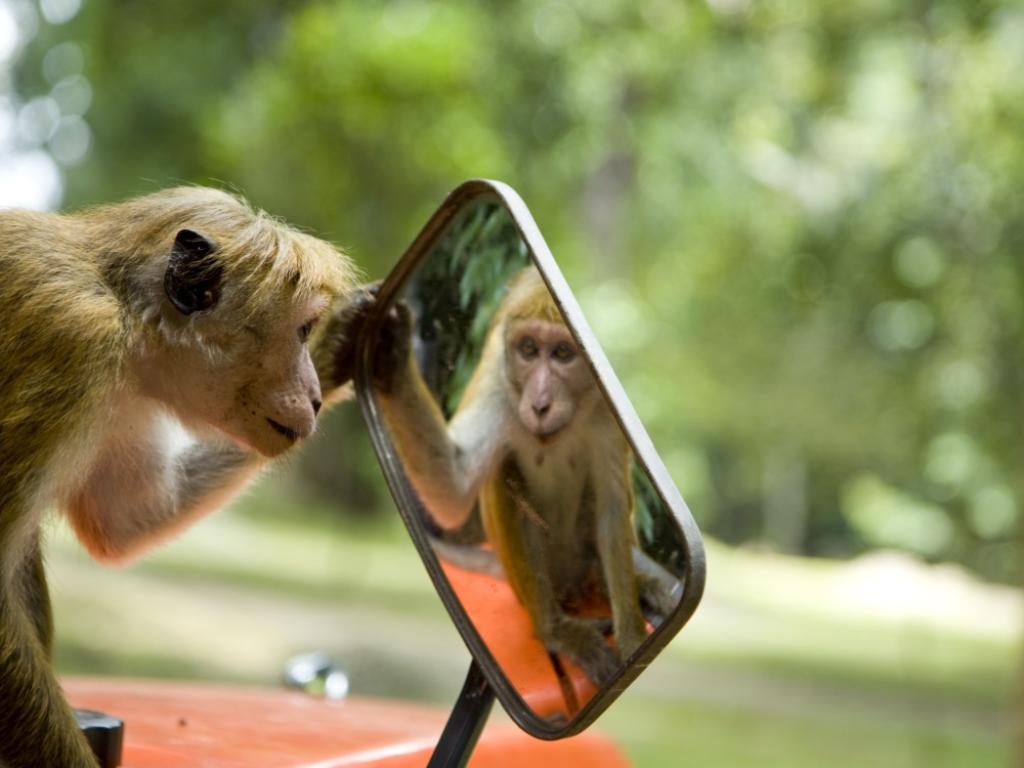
[87, 186, 357, 323]
[499, 266, 563, 326]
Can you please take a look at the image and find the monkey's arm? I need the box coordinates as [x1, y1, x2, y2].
[591, 425, 648, 662]
[67, 413, 262, 564]
[375, 304, 507, 529]
[310, 282, 379, 405]
[0, 525, 99, 767]
[379, 370, 507, 529]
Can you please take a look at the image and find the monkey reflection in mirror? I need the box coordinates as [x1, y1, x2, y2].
[376, 267, 679, 688]
[0, 187, 373, 768]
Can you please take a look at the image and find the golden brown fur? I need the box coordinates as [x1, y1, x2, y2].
[0, 186, 363, 767]
[376, 266, 647, 688]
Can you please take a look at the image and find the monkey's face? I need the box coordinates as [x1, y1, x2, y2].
[505, 319, 595, 442]
[219, 295, 327, 458]
[156, 294, 327, 459]
[142, 228, 327, 458]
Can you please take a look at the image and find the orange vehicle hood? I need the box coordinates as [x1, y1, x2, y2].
[64, 678, 629, 768]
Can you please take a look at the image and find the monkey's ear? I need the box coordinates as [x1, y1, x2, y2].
[164, 229, 222, 315]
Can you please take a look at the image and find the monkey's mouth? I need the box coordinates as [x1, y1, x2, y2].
[534, 425, 565, 444]
[266, 418, 300, 443]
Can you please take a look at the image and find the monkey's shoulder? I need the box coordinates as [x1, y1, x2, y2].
[0, 212, 126, 451]
[0, 213, 123, 340]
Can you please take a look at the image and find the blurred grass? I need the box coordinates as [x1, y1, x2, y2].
[600, 697, 1005, 768]
[47, 477, 1017, 767]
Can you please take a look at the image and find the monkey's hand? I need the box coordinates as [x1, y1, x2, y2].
[372, 300, 415, 396]
[313, 281, 380, 394]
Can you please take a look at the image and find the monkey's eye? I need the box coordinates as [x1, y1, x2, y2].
[517, 337, 539, 360]
[552, 342, 576, 363]
[298, 318, 318, 343]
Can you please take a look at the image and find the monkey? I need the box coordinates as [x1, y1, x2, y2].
[0, 186, 372, 768]
[374, 266, 656, 686]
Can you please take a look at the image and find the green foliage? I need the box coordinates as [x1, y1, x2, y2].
[13, 0, 1024, 580]
[409, 198, 530, 413]
[204, 1, 510, 269]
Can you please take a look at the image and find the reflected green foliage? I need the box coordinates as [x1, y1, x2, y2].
[407, 198, 530, 413]
[633, 464, 687, 578]
[14, 0, 1024, 580]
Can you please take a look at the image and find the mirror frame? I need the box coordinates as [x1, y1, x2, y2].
[355, 179, 706, 739]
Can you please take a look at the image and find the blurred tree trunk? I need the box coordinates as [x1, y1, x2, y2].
[581, 150, 634, 280]
[580, 82, 639, 281]
[761, 443, 809, 554]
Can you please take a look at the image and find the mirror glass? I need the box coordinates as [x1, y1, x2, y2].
[361, 186, 700, 733]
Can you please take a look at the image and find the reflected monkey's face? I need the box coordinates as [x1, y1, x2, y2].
[505, 317, 595, 441]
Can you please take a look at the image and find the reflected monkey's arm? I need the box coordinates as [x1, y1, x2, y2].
[375, 302, 508, 529]
[590, 418, 647, 662]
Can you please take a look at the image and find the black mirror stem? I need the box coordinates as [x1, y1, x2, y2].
[428, 658, 495, 768]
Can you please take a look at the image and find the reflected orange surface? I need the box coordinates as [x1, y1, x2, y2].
[440, 560, 599, 720]
[64, 677, 629, 768]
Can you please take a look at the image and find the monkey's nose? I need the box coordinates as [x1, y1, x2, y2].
[533, 403, 550, 418]
[266, 396, 318, 444]
[312, 398, 322, 415]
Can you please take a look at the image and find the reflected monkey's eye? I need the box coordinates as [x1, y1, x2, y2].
[517, 337, 539, 360]
[552, 341, 576, 363]
[298, 318, 318, 343]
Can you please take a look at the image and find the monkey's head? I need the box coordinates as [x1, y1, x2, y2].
[500, 269, 597, 443]
[129, 188, 355, 458]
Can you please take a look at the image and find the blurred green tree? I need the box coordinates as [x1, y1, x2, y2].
[12, 0, 1024, 581]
